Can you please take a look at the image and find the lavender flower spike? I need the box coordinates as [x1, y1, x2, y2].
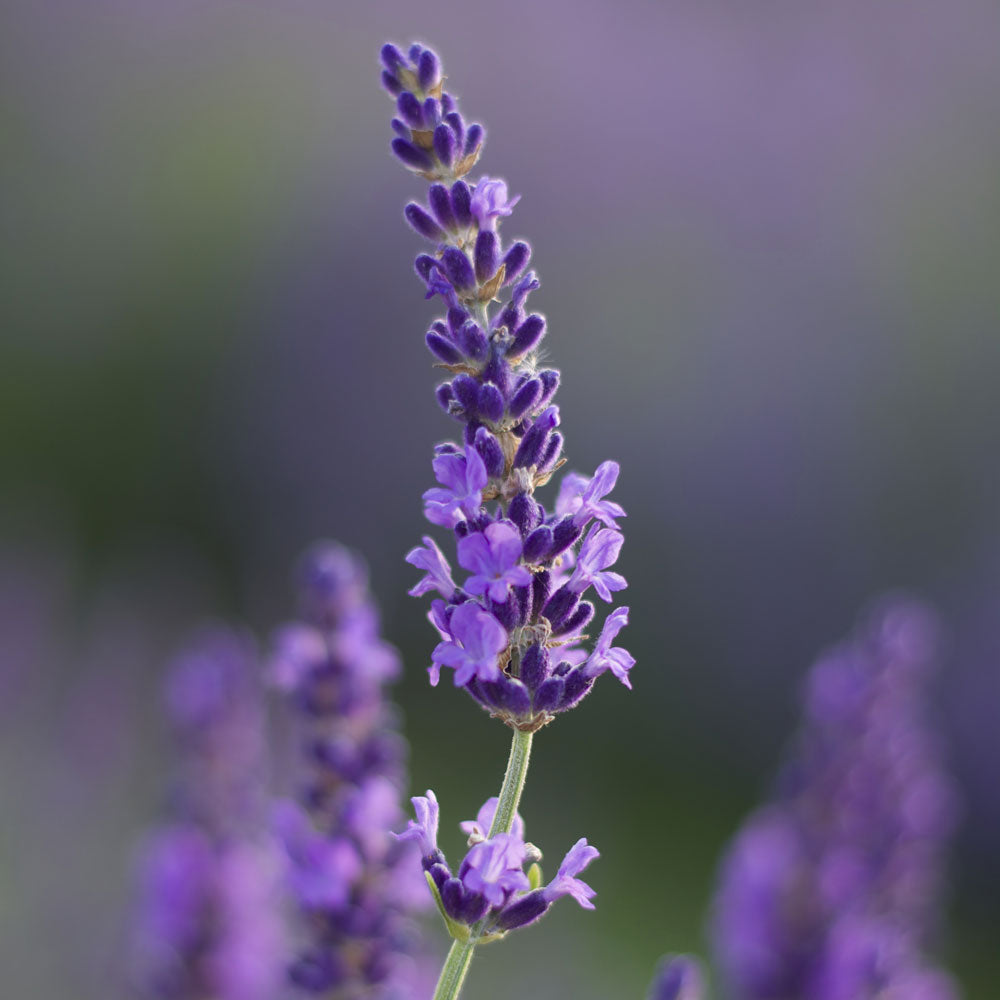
[128, 629, 286, 1000]
[269, 543, 430, 998]
[383, 42, 632, 734]
[711, 598, 960, 1000]
[381, 40, 628, 999]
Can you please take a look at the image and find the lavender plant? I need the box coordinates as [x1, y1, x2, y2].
[269, 542, 432, 997]
[711, 599, 960, 1000]
[128, 629, 286, 1000]
[380, 41, 634, 997]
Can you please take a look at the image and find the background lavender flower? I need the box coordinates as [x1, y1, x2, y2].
[386, 42, 634, 732]
[711, 599, 960, 1000]
[269, 542, 430, 997]
[128, 628, 286, 1000]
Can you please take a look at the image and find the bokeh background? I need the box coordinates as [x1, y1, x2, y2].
[3, 1, 1000, 996]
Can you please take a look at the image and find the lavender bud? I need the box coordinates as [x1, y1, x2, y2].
[474, 230, 500, 284]
[550, 515, 583, 557]
[541, 585, 578, 630]
[520, 644, 549, 691]
[508, 493, 542, 533]
[451, 375, 480, 415]
[451, 180, 473, 226]
[397, 91, 425, 129]
[428, 182, 456, 229]
[537, 368, 560, 407]
[380, 43, 405, 72]
[441, 247, 476, 292]
[456, 321, 488, 362]
[444, 111, 465, 147]
[510, 314, 546, 357]
[418, 48, 441, 90]
[478, 382, 504, 423]
[405, 203, 446, 242]
[522, 525, 553, 563]
[381, 70, 402, 96]
[533, 676, 565, 713]
[435, 383, 454, 414]
[464, 122, 484, 157]
[474, 427, 505, 478]
[501, 241, 531, 285]
[391, 137, 433, 172]
[426, 331, 463, 365]
[508, 377, 542, 420]
[557, 601, 594, 637]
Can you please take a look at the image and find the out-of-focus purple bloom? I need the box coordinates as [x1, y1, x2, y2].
[270, 542, 429, 998]
[406, 535, 457, 598]
[274, 799, 362, 910]
[381, 41, 632, 728]
[457, 522, 531, 603]
[470, 177, 520, 230]
[647, 955, 707, 1000]
[129, 630, 286, 1000]
[430, 601, 508, 687]
[399, 792, 598, 936]
[422, 445, 488, 527]
[569, 525, 627, 601]
[555, 460, 626, 529]
[711, 599, 960, 1000]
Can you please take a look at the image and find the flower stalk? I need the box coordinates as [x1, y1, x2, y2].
[381, 40, 629, 999]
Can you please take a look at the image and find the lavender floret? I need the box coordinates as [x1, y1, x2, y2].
[382, 41, 632, 731]
[711, 599, 961, 1000]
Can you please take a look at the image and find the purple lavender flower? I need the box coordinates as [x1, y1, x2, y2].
[457, 521, 532, 602]
[406, 536, 457, 599]
[423, 445, 488, 528]
[711, 599, 960, 1000]
[397, 792, 598, 938]
[647, 956, 707, 1000]
[128, 629, 286, 1000]
[269, 542, 429, 998]
[470, 177, 520, 230]
[430, 601, 508, 687]
[382, 42, 633, 731]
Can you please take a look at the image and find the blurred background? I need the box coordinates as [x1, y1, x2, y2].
[2, 0, 999, 996]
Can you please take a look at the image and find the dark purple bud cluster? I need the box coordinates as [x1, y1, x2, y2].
[395, 792, 598, 941]
[269, 544, 429, 998]
[381, 43, 485, 181]
[383, 43, 634, 732]
[128, 630, 286, 1000]
[711, 599, 960, 1000]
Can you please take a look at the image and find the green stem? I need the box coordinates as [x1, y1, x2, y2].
[488, 726, 534, 837]
[430, 727, 536, 1000]
[431, 938, 476, 1000]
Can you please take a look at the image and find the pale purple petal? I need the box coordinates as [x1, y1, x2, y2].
[543, 837, 599, 909]
[394, 790, 439, 858]
[406, 536, 457, 598]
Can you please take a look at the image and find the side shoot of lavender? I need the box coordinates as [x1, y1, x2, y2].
[711, 600, 961, 1000]
[380, 42, 635, 998]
